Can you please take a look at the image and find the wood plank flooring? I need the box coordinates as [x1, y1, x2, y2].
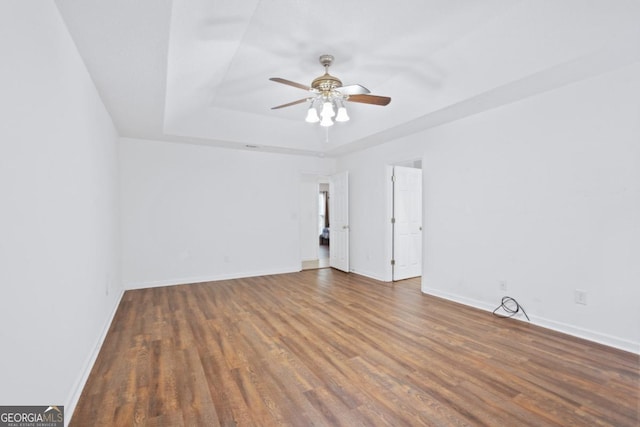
[71, 269, 639, 426]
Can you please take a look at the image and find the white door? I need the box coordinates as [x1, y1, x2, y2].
[330, 171, 349, 272]
[393, 166, 422, 280]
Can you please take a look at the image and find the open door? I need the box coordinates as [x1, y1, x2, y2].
[329, 171, 349, 272]
[392, 166, 422, 280]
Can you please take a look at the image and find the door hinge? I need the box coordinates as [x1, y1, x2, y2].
[391, 174, 396, 182]
[391, 259, 395, 266]
[391, 217, 395, 224]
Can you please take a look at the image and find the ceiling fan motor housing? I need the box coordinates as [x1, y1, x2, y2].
[311, 74, 342, 92]
[311, 54, 343, 94]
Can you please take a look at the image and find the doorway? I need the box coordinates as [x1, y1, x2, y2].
[300, 172, 349, 272]
[300, 175, 331, 271]
[317, 183, 330, 268]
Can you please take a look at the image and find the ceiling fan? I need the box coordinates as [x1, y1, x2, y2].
[269, 54, 391, 127]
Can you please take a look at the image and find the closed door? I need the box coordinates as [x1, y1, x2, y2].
[393, 166, 422, 280]
[329, 171, 349, 272]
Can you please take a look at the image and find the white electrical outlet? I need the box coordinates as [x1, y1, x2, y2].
[575, 289, 587, 305]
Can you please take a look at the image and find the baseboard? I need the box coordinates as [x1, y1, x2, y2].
[422, 287, 497, 313]
[124, 266, 301, 290]
[348, 268, 386, 282]
[421, 287, 640, 355]
[64, 289, 124, 426]
[529, 315, 639, 354]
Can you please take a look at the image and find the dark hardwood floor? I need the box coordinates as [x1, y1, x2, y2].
[71, 269, 639, 426]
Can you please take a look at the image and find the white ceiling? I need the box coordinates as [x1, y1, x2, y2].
[54, 0, 640, 157]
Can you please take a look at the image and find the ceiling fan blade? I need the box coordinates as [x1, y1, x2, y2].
[336, 84, 370, 95]
[347, 94, 391, 106]
[271, 98, 309, 110]
[269, 77, 312, 91]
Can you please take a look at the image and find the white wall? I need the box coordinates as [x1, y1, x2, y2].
[0, 0, 121, 413]
[120, 138, 335, 288]
[340, 62, 640, 352]
[338, 140, 426, 281]
[420, 62, 640, 352]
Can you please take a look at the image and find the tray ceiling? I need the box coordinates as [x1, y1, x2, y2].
[55, 0, 640, 157]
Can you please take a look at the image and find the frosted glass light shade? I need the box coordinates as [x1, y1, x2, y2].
[320, 114, 334, 127]
[335, 106, 349, 122]
[320, 101, 335, 118]
[305, 107, 320, 123]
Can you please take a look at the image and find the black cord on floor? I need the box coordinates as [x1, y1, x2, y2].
[493, 296, 530, 321]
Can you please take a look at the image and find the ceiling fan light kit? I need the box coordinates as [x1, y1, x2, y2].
[270, 54, 391, 127]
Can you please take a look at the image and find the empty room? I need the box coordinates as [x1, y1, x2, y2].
[1, 1, 638, 426]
